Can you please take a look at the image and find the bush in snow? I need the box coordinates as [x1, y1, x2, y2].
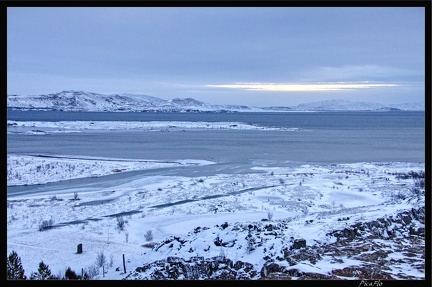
[245, 232, 256, 254]
[64, 266, 88, 280]
[116, 216, 125, 231]
[144, 230, 154, 241]
[86, 264, 100, 279]
[267, 211, 274, 221]
[38, 219, 54, 231]
[414, 178, 425, 189]
[95, 251, 107, 268]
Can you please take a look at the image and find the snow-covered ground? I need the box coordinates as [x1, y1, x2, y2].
[7, 154, 214, 186]
[7, 120, 300, 134]
[7, 154, 425, 280]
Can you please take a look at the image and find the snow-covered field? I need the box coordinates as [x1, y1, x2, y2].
[7, 154, 213, 186]
[7, 153, 425, 280]
[7, 120, 300, 133]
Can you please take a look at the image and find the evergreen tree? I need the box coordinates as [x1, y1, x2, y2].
[82, 271, 90, 280]
[64, 266, 80, 280]
[30, 261, 56, 280]
[7, 251, 27, 280]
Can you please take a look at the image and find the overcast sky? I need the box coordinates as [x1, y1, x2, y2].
[7, 7, 425, 106]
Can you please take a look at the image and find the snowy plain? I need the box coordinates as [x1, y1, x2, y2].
[7, 120, 300, 133]
[6, 120, 425, 280]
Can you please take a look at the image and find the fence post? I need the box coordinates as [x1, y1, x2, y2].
[123, 254, 126, 273]
[77, 244, 82, 254]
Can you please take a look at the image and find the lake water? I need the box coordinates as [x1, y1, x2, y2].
[7, 110, 425, 163]
[7, 111, 425, 196]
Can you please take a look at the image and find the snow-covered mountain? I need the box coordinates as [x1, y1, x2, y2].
[7, 91, 424, 112]
[290, 99, 424, 112]
[7, 91, 258, 113]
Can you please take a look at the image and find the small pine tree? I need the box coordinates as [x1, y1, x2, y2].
[30, 260, 57, 280]
[7, 251, 27, 280]
[82, 272, 90, 280]
[64, 267, 80, 280]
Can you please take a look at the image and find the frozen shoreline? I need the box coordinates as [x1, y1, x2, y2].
[7, 120, 300, 133]
[7, 154, 214, 186]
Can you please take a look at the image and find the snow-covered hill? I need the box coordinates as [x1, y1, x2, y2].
[7, 91, 424, 112]
[290, 99, 424, 111]
[7, 91, 256, 113]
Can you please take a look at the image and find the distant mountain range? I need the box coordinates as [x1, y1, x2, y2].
[7, 90, 424, 112]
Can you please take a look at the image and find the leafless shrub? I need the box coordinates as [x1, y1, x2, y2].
[267, 211, 273, 221]
[38, 219, 54, 231]
[116, 216, 125, 230]
[414, 178, 425, 189]
[393, 191, 406, 201]
[86, 265, 99, 279]
[109, 254, 114, 268]
[95, 251, 107, 268]
[219, 248, 227, 259]
[144, 230, 154, 241]
[245, 232, 255, 254]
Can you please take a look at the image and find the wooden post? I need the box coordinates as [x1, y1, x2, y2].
[81, 268, 83, 278]
[103, 265, 105, 278]
[123, 254, 126, 273]
[77, 244, 82, 254]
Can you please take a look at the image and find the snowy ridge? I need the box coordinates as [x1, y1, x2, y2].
[7, 91, 255, 113]
[294, 99, 386, 111]
[7, 90, 424, 112]
[291, 99, 424, 111]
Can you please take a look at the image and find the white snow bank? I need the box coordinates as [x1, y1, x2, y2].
[7, 120, 300, 132]
[7, 154, 214, 186]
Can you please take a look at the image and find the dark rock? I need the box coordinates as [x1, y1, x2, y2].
[259, 272, 292, 280]
[332, 265, 395, 279]
[298, 272, 342, 280]
[400, 213, 412, 225]
[233, 261, 254, 273]
[260, 263, 286, 278]
[291, 239, 306, 249]
[213, 236, 223, 246]
[264, 224, 273, 231]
